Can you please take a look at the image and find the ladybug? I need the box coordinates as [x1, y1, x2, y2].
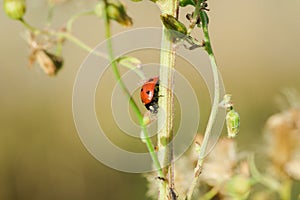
[140, 76, 159, 113]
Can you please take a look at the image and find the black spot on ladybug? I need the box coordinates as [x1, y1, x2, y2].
[141, 88, 143, 92]
[146, 90, 151, 95]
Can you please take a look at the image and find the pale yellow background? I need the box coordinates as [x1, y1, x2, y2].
[1, 0, 300, 199]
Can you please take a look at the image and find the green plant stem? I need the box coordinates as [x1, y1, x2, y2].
[20, 18, 107, 58]
[57, 32, 109, 58]
[156, 0, 179, 199]
[46, 3, 55, 27]
[19, 18, 38, 33]
[187, 0, 205, 34]
[66, 10, 95, 31]
[186, 10, 220, 200]
[200, 187, 219, 200]
[279, 179, 292, 200]
[19, 18, 145, 78]
[249, 154, 280, 191]
[102, 0, 164, 178]
[249, 155, 291, 200]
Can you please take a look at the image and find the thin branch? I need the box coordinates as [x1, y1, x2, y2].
[186, 8, 220, 200]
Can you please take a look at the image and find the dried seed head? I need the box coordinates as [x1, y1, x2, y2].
[200, 137, 237, 186]
[35, 50, 63, 76]
[265, 107, 300, 179]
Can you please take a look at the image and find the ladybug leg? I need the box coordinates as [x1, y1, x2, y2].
[148, 103, 159, 114]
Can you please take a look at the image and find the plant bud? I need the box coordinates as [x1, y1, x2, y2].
[160, 14, 187, 36]
[106, 1, 132, 27]
[226, 109, 240, 138]
[4, 0, 26, 20]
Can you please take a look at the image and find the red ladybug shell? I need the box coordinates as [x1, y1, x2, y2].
[140, 76, 159, 113]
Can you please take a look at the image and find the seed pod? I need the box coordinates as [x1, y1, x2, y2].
[95, 0, 133, 27]
[107, 2, 132, 27]
[226, 109, 240, 138]
[160, 14, 187, 35]
[4, 0, 26, 20]
[36, 50, 63, 76]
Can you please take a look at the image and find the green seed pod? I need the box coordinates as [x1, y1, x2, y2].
[226, 109, 240, 138]
[160, 14, 187, 36]
[107, 0, 133, 27]
[4, 0, 26, 20]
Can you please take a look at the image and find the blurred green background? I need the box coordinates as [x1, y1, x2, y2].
[1, 0, 300, 199]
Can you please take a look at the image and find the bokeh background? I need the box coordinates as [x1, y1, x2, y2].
[1, 0, 300, 199]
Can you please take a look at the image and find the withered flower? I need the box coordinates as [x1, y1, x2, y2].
[34, 50, 63, 76]
[264, 107, 300, 179]
[26, 32, 64, 76]
[198, 136, 237, 187]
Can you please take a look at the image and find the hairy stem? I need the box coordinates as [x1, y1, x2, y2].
[156, 0, 179, 199]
